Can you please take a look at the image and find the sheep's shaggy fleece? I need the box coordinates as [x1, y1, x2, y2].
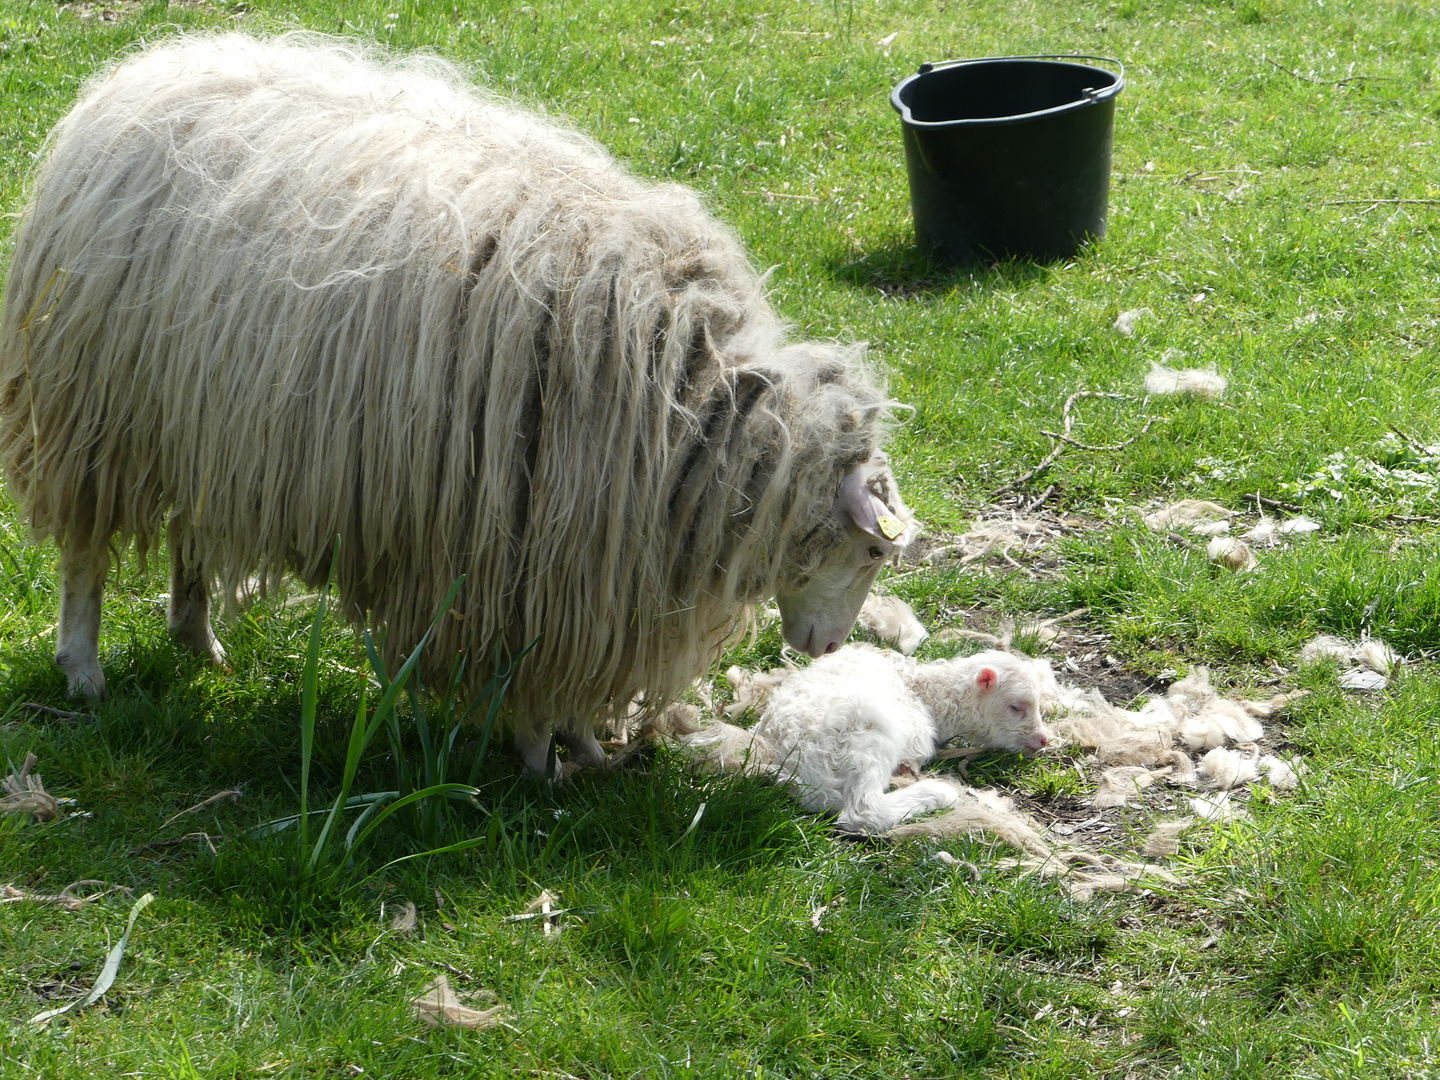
[0, 34, 904, 732]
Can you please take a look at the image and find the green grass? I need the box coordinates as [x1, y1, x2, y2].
[4, 0, 1440, 1075]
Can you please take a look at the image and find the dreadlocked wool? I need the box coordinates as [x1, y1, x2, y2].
[0, 33, 909, 746]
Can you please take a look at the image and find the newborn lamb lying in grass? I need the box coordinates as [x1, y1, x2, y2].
[682, 644, 1050, 833]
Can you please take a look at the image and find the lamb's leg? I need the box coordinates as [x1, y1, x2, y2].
[55, 546, 107, 700]
[167, 520, 225, 666]
[837, 778, 963, 835]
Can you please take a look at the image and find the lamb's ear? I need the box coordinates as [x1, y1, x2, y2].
[839, 465, 905, 541]
[975, 668, 998, 693]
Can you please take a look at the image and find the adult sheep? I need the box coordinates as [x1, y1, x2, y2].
[0, 33, 915, 773]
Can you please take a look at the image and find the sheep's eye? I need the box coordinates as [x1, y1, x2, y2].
[868, 546, 885, 560]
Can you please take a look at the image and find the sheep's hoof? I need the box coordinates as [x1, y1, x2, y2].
[172, 625, 227, 668]
[60, 660, 106, 702]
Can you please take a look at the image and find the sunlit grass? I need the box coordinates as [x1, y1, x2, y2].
[2, 0, 1440, 1075]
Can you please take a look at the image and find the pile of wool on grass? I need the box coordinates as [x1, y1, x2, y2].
[1141, 500, 1234, 535]
[1299, 633, 1400, 691]
[1206, 535, 1257, 572]
[1141, 500, 1322, 574]
[924, 516, 1067, 567]
[1299, 634, 1398, 675]
[0, 33, 919, 768]
[1239, 514, 1321, 546]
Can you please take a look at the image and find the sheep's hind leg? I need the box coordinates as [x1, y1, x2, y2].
[55, 546, 108, 700]
[167, 521, 226, 667]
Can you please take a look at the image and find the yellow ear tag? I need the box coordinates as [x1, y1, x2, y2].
[877, 514, 905, 541]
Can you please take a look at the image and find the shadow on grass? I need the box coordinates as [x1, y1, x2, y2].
[826, 238, 1078, 299]
[0, 630, 819, 940]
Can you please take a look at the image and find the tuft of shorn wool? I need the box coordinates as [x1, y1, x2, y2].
[1144, 361, 1227, 399]
[1142, 500, 1234, 533]
[856, 594, 928, 655]
[0, 34, 904, 740]
[1092, 765, 1157, 808]
[1206, 536, 1257, 572]
[1141, 818, 1196, 858]
[1299, 634, 1398, 675]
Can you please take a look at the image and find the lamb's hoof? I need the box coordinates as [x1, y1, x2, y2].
[832, 820, 885, 843]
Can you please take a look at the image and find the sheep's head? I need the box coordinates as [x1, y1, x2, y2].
[776, 455, 916, 657]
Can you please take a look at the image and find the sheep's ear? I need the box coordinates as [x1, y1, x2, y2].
[976, 668, 998, 693]
[839, 465, 904, 541]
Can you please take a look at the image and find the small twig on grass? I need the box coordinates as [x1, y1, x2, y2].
[424, 958, 481, 984]
[1038, 419, 1160, 453]
[128, 832, 219, 857]
[1021, 484, 1056, 515]
[1249, 492, 1304, 515]
[19, 703, 80, 722]
[160, 788, 242, 829]
[2, 879, 132, 911]
[1388, 423, 1433, 455]
[1181, 168, 1262, 183]
[743, 189, 821, 203]
[994, 392, 1162, 496]
[1263, 57, 1393, 86]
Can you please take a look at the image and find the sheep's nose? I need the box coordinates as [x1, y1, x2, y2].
[824, 640, 839, 654]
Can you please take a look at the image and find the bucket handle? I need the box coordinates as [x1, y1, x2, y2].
[917, 54, 1125, 83]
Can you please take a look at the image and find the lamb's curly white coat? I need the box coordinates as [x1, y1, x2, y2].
[685, 644, 1051, 833]
[0, 34, 913, 763]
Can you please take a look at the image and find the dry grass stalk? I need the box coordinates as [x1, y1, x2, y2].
[1, 753, 59, 822]
[409, 976, 510, 1030]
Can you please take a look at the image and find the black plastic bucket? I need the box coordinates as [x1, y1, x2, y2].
[891, 56, 1124, 265]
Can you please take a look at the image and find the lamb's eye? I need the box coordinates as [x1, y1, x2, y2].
[868, 546, 884, 560]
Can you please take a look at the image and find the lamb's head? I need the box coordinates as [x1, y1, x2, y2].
[951, 651, 1052, 754]
[776, 455, 916, 658]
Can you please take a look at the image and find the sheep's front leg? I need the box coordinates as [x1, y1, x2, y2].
[557, 728, 608, 770]
[167, 521, 225, 666]
[515, 722, 559, 778]
[55, 547, 107, 700]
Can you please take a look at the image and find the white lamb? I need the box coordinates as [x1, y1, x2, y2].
[683, 644, 1051, 833]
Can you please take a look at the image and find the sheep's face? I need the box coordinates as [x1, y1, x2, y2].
[777, 456, 915, 658]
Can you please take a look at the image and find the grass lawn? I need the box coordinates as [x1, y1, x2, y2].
[3, 0, 1440, 1075]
